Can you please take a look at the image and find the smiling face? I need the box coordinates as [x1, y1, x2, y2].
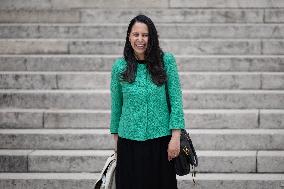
[129, 22, 149, 60]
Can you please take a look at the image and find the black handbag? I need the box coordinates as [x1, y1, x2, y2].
[174, 129, 198, 178]
[164, 67, 198, 181]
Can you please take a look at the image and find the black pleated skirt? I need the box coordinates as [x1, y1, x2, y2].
[115, 135, 178, 189]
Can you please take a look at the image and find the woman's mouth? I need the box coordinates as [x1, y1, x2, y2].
[135, 44, 146, 49]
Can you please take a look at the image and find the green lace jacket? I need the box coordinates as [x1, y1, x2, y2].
[110, 52, 185, 141]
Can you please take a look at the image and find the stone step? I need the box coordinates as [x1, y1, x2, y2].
[1, 24, 284, 39]
[0, 129, 283, 150]
[260, 110, 284, 129]
[170, 0, 284, 8]
[1, 0, 283, 9]
[80, 9, 281, 24]
[0, 39, 272, 55]
[1, 72, 283, 90]
[0, 109, 261, 129]
[1, 109, 283, 129]
[258, 151, 284, 173]
[0, 0, 168, 9]
[0, 8, 267, 24]
[1, 55, 284, 72]
[0, 90, 283, 109]
[0, 150, 283, 173]
[6, 108, 284, 130]
[0, 39, 282, 55]
[0, 10, 81, 23]
[0, 173, 283, 189]
[0, 9, 282, 24]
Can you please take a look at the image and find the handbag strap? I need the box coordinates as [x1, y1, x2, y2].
[94, 153, 116, 189]
[101, 153, 116, 176]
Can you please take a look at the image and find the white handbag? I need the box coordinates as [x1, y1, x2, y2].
[94, 153, 116, 189]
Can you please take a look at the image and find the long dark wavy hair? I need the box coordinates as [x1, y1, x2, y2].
[121, 15, 167, 86]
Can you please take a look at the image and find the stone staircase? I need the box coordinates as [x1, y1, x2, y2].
[0, 0, 284, 189]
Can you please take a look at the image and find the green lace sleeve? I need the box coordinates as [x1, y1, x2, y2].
[109, 59, 123, 134]
[164, 52, 185, 130]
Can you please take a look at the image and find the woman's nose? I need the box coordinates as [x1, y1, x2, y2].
[138, 35, 143, 41]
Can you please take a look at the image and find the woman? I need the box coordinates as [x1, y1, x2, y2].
[109, 15, 185, 189]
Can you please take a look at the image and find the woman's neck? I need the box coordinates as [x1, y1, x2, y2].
[134, 53, 145, 60]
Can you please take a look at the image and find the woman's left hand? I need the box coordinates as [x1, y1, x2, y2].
[167, 130, 181, 161]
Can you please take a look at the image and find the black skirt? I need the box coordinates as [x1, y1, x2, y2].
[115, 135, 178, 189]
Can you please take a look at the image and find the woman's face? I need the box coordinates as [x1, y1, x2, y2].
[129, 22, 149, 60]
